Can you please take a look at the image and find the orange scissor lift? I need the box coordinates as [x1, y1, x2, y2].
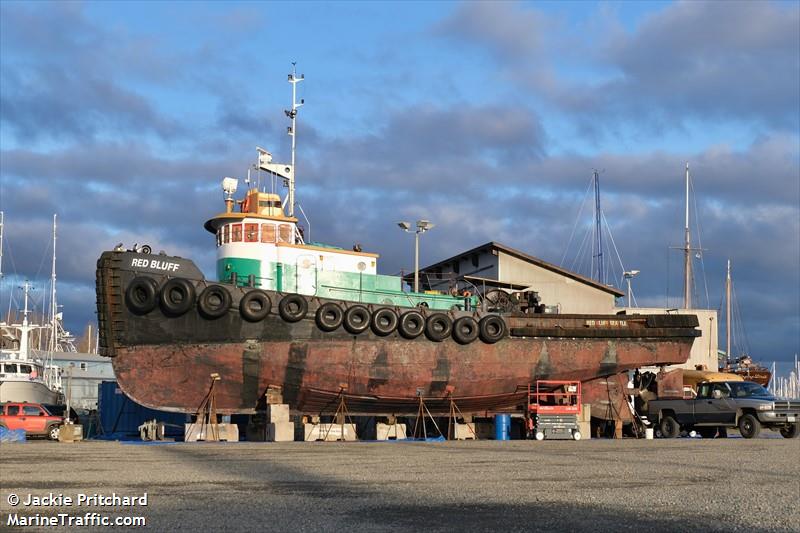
[527, 380, 583, 441]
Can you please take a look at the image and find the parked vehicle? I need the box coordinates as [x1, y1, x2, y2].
[646, 381, 800, 439]
[0, 402, 63, 440]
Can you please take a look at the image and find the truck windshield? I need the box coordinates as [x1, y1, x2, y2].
[728, 382, 771, 398]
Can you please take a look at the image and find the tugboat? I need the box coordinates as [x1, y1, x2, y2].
[95, 68, 700, 416]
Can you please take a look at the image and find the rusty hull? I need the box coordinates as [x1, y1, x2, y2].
[97, 251, 698, 416]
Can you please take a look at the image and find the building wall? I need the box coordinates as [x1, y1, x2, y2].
[623, 307, 718, 371]
[498, 253, 617, 313]
[51, 353, 116, 412]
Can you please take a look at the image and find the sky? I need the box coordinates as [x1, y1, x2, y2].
[1, 1, 798, 369]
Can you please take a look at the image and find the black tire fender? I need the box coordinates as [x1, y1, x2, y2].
[398, 311, 425, 339]
[343, 305, 370, 334]
[278, 294, 308, 323]
[425, 313, 452, 342]
[315, 302, 344, 332]
[452, 316, 479, 345]
[159, 278, 196, 317]
[125, 276, 158, 315]
[198, 285, 232, 319]
[478, 315, 506, 344]
[371, 308, 398, 336]
[239, 290, 271, 322]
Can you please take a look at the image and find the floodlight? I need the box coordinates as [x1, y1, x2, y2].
[417, 220, 434, 231]
[397, 221, 411, 231]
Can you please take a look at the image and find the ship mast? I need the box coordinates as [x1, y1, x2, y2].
[286, 63, 304, 217]
[725, 259, 731, 359]
[18, 281, 32, 360]
[683, 163, 693, 309]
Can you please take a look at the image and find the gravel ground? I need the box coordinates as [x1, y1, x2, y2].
[1, 438, 798, 532]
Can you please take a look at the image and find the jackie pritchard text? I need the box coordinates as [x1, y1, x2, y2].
[7, 492, 148, 507]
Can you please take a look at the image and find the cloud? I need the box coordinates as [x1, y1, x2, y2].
[437, 1, 800, 133]
[435, 1, 545, 61]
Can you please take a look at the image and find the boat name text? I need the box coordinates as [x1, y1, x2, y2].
[131, 258, 180, 271]
[584, 319, 627, 328]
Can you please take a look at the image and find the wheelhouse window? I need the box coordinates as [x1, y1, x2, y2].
[261, 224, 276, 243]
[19, 364, 32, 374]
[245, 223, 259, 243]
[223, 225, 230, 244]
[278, 224, 292, 243]
[231, 224, 243, 242]
[4, 363, 17, 374]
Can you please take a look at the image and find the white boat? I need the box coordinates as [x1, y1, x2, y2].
[0, 213, 64, 404]
[0, 281, 62, 404]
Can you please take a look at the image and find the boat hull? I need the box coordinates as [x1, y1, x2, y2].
[0, 379, 60, 405]
[97, 251, 699, 416]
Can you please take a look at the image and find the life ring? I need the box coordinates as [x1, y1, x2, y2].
[398, 311, 425, 339]
[425, 313, 452, 342]
[315, 302, 343, 332]
[239, 289, 271, 322]
[452, 316, 479, 345]
[343, 305, 370, 334]
[198, 285, 232, 319]
[461, 290, 471, 297]
[125, 276, 158, 315]
[478, 315, 506, 344]
[159, 278, 196, 317]
[278, 294, 307, 323]
[371, 308, 398, 336]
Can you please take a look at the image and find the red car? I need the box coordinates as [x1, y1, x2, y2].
[0, 402, 63, 440]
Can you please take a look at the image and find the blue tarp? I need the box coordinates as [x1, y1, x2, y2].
[0, 427, 26, 443]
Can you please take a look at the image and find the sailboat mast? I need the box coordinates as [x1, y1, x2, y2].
[726, 259, 731, 359]
[50, 214, 58, 352]
[683, 163, 692, 309]
[0, 211, 4, 286]
[593, 169, 604, 283]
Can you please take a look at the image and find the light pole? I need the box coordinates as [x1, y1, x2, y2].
[623, 270, 640, 308]
[398, 220, 435, 293]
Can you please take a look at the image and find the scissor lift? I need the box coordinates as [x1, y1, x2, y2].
[527, 380, 582, 441]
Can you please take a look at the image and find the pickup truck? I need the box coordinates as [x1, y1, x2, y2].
[647, 381, 800, 439]
[0, 402, 63, 440]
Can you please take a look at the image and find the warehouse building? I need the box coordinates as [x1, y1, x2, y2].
[415, 241, 717, 372]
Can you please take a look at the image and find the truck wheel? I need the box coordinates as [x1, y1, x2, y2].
[572, 430, 582, 441]
[48, 425, 61, 441]
[659, 415, 680, 438]
[738, 413, 761, 439]
[779, 423, 799, 439]
[534, 431, 545, 441]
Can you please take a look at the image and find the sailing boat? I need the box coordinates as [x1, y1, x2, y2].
[0, 213, 64, 403]
[718, 259, 771, 386]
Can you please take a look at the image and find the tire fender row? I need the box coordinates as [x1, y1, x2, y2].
[125, 276, 507, 344]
